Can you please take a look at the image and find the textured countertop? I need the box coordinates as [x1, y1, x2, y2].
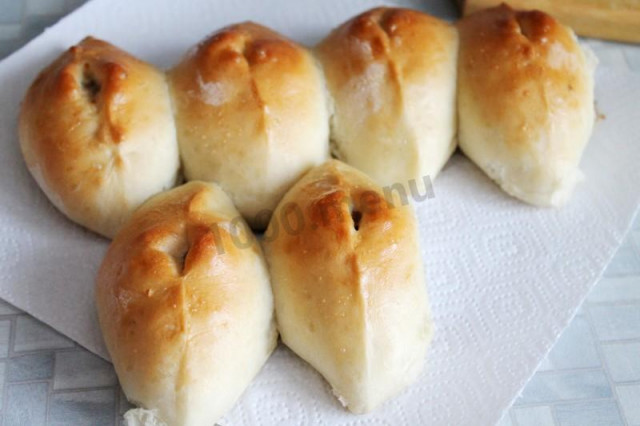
[0, 1, 639, 425]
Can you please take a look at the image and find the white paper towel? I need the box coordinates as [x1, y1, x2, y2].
[0, 0, 638, 425]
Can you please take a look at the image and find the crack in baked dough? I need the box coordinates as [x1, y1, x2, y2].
[351, 209, 362, 231]
[81, 63, 101, 103]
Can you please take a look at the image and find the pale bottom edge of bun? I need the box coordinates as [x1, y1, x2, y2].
[481, 159, 584, 208]
[313, 338, 429, 415]
[327, 362, 427, 415]
[501, 173, 584, 208]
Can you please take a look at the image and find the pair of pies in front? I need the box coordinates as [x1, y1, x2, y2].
[96, 160, 432, 425]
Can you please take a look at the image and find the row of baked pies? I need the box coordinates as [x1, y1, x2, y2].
[18, 4, 596, 426]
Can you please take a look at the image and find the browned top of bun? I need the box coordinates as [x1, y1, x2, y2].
[97, 181, 262, 372]
[316, 7, 454, 89]
[265, 160, 418, 303]
[275, 164, 394, 253]
[191, 21, 309, 80]
[168, 22, 329, 228]
[19, 37, 178, 237]
[457, 4, 592, 150]
[263, 160, 429, 413]
[170, 21, 318, 144]
[96, 181, 273, 423]
[21, 37, 155, 192]
[314, 7, 458, 185]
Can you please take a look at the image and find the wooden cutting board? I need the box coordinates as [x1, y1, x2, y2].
[457, 0, 640, 43]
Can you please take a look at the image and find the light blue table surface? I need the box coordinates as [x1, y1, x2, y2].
[0, 1, 639, 425]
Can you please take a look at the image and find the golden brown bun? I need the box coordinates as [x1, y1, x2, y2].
[169, 22, 330, 230]
[457, 4, 596, 206]
[263, 160, 432, 413]
[316, 7, 458, 188]
[19, 37, 179, 238]
[96, 181, 277, 426]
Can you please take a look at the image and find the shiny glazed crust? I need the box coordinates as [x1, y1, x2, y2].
[457, 4, 596, 206]
[316, 7, 458, 187]
[19, 37, 180, 238]
[95, 181, 277, 425]
[263, 160, 432, 413]
[169, 22, 330, 230]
